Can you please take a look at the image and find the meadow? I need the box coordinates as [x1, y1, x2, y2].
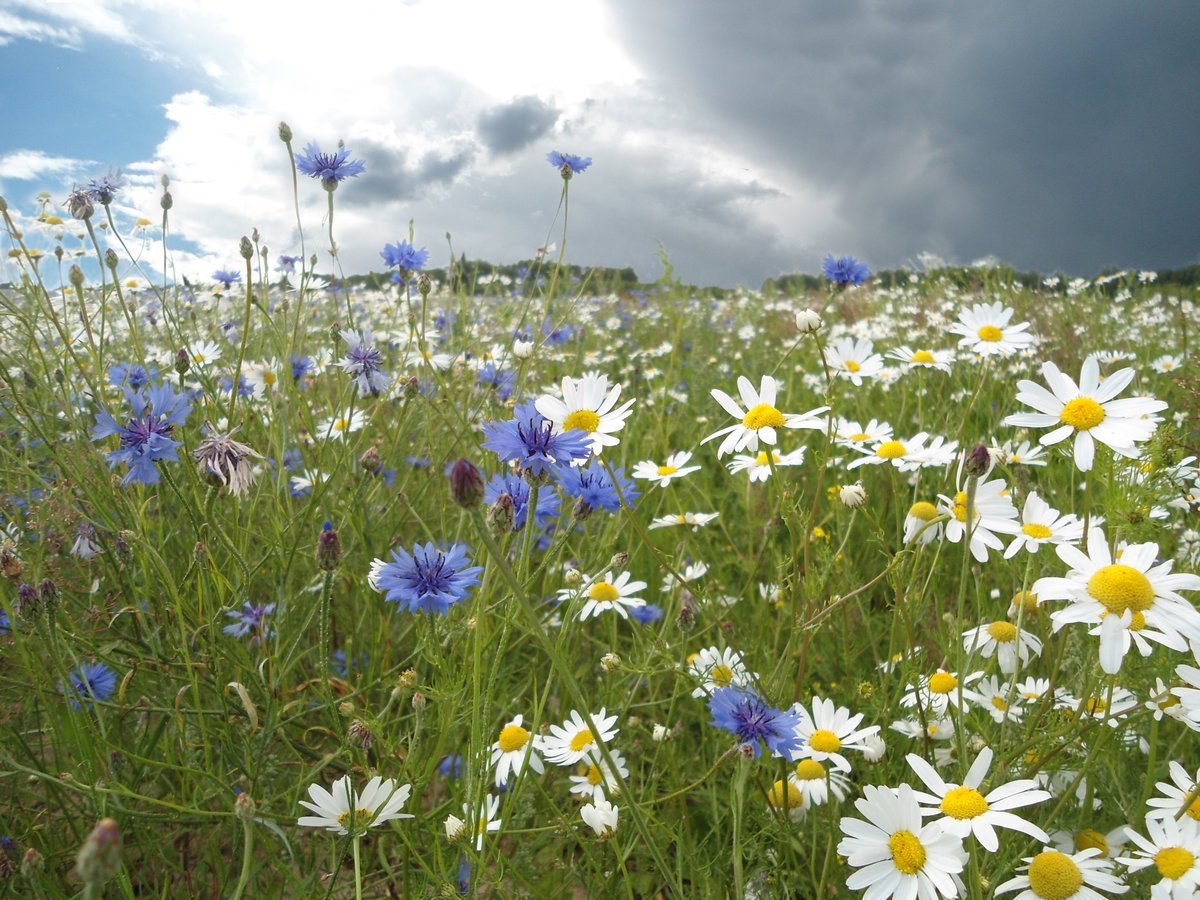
[0, 137, 1198, 899]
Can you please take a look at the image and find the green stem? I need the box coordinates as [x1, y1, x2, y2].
[231, 817, 255, 900]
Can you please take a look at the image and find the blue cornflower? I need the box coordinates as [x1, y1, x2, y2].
[86, 171, 125, 205]
[295, 141, 366, 190]
[542, 317, 574, 345]
[481, 401, 592, 478]
[212, 269, 242, 289]
[276, 254, 301, 275]
[555, 460, 638, 515]
[477, 363, 516, 401]
[546, 151, 592, 175]
[821, 254, 870, 287]
[91, 382, 192, 485]
[107, 362, 157, 390]
[337, 329, 390, 397]
[0, 608, 11, 634]
[707, 687, 805, 759]
[369, 542, 484, 615]
[629, 604, 663, 625]
[380, 240, 430, 272]
[62, 661, 118, 710]
[221, 374, 255, 398]
[290, 353, 316, 383]
[484, 472, 560, 532]
[222, 601, 276, 641]
[331, 649, 368, 677]
[437, 754, 464, 779]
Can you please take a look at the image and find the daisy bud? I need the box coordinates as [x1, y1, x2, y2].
[564, 568, 582, 586]
[651, 724, 672, 742]
[278, 121, 292, 143]
[20, 847, 44, 878]
[348, 719, 374, 751]
[444, 814, 466, 844]
[838, 482, 867, 509]
[316, 521, 341, 571]
[794, 308, 823, 333]
[513, 340, 534, 359]
[580, 799, 619, 838]
[54, 245, 64, 261]
[234, 791, 256, 823]
[449, 458, 484, 510]
[487, 492, 515, 535]
[600, 652, 621, 673]
[963, 444, 991, 479]
[104, 248, 118, 271]
[861, 732, 887, 763]
[74, 818, 121, 887]
[411, 691, 427, 713]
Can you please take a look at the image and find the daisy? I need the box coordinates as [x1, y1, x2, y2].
[451, 794, 501, 851]
[297, 775, 413, 836]
[1005, 492, 1087, 559]
[971, 675, 1025, 723]
[535, 372, 635, 457]
[938, 476, 1022, 563]
[903, 501, 944, 545]
[838, 783, 967, 899]
[543, 708, 619, 767]
[1172, 664, 1200, 731]
[1034, 529, 1200, 675]
[789, 758, 851, 806]
[791, 696, 881, 772]
[767, 779, 807, 822]
[560, 570, 648, 621]
[887, 345, 955, 373]
[907, 747, 1050, 851]
[948, 301, 1036, 357]
[1152, 355, 1183, 374]
[580, 798, 619, 838]
[1001, 439, 1050, 467]
[648, 512, 719, 530]
[662, 561, 707, 592]
[701, 374, 827, 458]
[186, 339, 223, 368]
[962, 620, 1043, 674]
[315, 409, 368, 441]
[568, 747, 630, 801]
[1004, 357, 1168, 472]
[687, 646, 757, 698]
[901, 669, 983, 717]
[726, 447, 806, 482]
[835, 417, 893, 450]
[848, 432, 959, 472]
[632, 451, 700, 487]
[1147, 762, 1200, 824]
[490, 714, 545, 789]
[996, 847, 1128, 898]
[1118, 816, 1200, 899]
[825, 337, 884, 385]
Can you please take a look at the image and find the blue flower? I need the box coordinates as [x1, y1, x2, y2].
[107, 362, 157, 390]
[556, 460, 638, 515]
[290, 353, 316, 383]
[222, 601, 276, 642]
[295, 142, 366, 189]
[546, 151, 592, 174]
[437, 754, 464, 779]
[221, 374, 254, 398]
[707, 687, 805, 759]
[91, 382, 192, 485]
[331, 649, 368, 677]
[380, 240, 430, 272]
[0, 608, 12, 634]
[476, 363, 516, 401]
[821, 254, 870, 286]
[86, 171, 125, 205]
[629, 604, 663, 625]
[63, 662, 118, 710]
[212, 269, 242, 289]
[276, 254, 301, 275]
[481, 401, 592, 478]
[337, 329, 390, 397]
[370, 542, 484, 615]
[484, 472, 560, 532]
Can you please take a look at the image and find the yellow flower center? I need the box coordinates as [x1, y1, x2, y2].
[845, 360, 861, 373]
[911, 350, 936, 364]
[588, 582, 620, 603]
[498, 724, 530, 753]
[336, 808, 375, 829]
[1085, 697, 1108, 716]
[977, 324, 1003, 342]
[586, 764, 604, 786]
[1012, 590, 1039, 613]
[710, 664, 734, 687]
[794, 759, 825, 781]
[1075, 829, 1109, 855]
[876, 440, 907, 459]
[1187, 795, 1200, 821]
[569, 728, 594, 752]
[929, 672, 958, 694]
[992, 695, 1009, 711]
[987, 621, 1018, 643]
[908, 501, 938, 521]
[888, 830, 926, 875]
[334, 418, 350, 432]
[742, 404, 787, 430]
[1154, 846, 1195, 880]
[754, 450, 780, 466]
[1087, 564, 1154, 616]
[767, 779, 803, 811]
[849, 432, 870, 441]
[951, 491, 973, 523]
[562, 409, 601, 433]
[656, 465, 677, 476]
[1027, 850, 1084, 899]
[808, 729, 842, 753]
[940, 786, 988, 819]
[1022, 523, 1053, 539]
[1059, 397, 1105, 431]
[263, 371, 277, 385]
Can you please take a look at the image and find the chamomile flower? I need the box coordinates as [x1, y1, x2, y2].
[849, 432, 959, 472]
[297, 775, 413, 836]
[186, 339, 223, 368]
[835, 417, 894, 449]
[648, 511, 719, 530]
[726, 447, 806, 482]
[1004, 357, 1167, 472]
[1152, 355, 1183, 374]
[792, 696, 881, 772]
[962, 620, 1043, 674]
[1147, 762, 1200, 824]
[971, 675, 1025, 723]
[315, 409, 368, 441]
[1118, 816, 1200, 898]
[838, 783, 967, 899]
[948, 301, 1036, 357]
[535, 372, 634, 457]
[561, 570, 648, 621]
[543, 709, 619, 767]
[458, 794, 501, 851]
[996, 847, 1128, 898]
[701, 374, 827, 458]
[580, 798, 619, 838]
[568, 747, 630, 801]
[938, 477, 1022, 563]
[887, 345, 955, 373]
[825, 337, 884, 385]
[632, 451, 700, 487]
[1005, 492, 1087, 559]
[901, 669, 983, 717]
[789, 758, 851, 806]
[903, 501, 944, 545]
[687, 646, 757, 698]
[907, 747, 1050, 851]
[1001, 439, 1050, 467]
[490, 715, 545, 789]
[1172, 664, 1200, 730]
[662, 561, 707, 592]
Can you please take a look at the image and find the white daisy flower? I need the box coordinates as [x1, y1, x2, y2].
[887, 345, 955, 373]
[948, 301, 1036, 357]
[490, 714, 545, 789]
[1004, 357, 1168, 472]
[648, 511, 719, 530]
[970, 675, 1025, 723]
[186, 339, 223, 368]
[903, 500, 944, 545]
[1118, 816, 1200, 898]
[1004, 491, 1087, 559]
[701, 374, 827, 458]
[315, 409, 368, 441]
[543, 708, 619, 767]
[632, 451, 700, 487]
[937, 476, 1022, 563]
[1171, 664, 1200, 732]
[848, 432, 959, 472]
[580, 798, 619, 838]
[834, 417, 893, 450]
[1146, 762, 1200, 824]
[962, 620, 1043, 674]
[662, 561, 707, 592]
[837, 783, 967, 899]
[560, 570, 647, 621]
[1000, 439, 1050, 467]
[726, 447, 806, 482]
[825, 337, 884, 385]
[907, 747, 1050, 852]
[535, 372, 635, 457]
[791, 696, 880, 772]
[901, 669, 983, 717]
[789, 757, 851, 807]
[1152, 354, 1183, 374]
[568, 747, 630, 801]
[687, 646, 756, 698]
[1015, 676, 1051, 703]
[297, 774, 413, 836]
[996, 846, 1128, 898]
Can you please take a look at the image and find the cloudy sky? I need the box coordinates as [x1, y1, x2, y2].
[1, 0, 1197, 288]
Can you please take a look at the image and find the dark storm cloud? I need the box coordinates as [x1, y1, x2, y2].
[477, 96, 559, 155]
[350, 139, 476, 206]
[604, 0, 1200, 275]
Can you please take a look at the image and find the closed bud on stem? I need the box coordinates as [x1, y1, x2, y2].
[278, 121, 293, 143]
[54, 245, 63, 261]
[359, 446, 382, 474]
[21, 847, 44, 878]
[449, 458, 484, 509]
[411, 691, 426, 712]
[600, 652, 621, 672]
[838, 482, 867, 509]
[104, 248, 118, 271]
[963, 444, 991, 479]
[234, 791, 256, 824]
[160, 191, 172, 211]
[114, 531, 133, 563]
[572, 498, 594, 521]
[487, 492, 515, 535]
[794, 308, 823, 334]
[175, 347, 190, 375]
[608, 551, 629, 570]
[69, 264, 85, 290]
[239, 236, 253, 261]
[74, 818, 121, 886]
[564, 568, 582, 586]
[418, 273, 432, 296]
[348, 719, 374, 751]
[316, 521, 341, 571]
[251, 228, 260, 244]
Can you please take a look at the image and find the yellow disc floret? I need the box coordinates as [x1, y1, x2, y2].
[1059, 397, 1105, 431]
[977, 324, 1003, 342]
[908, 501, 938, 521]
[569, 728, 594, 752]
[929, 672, 958, 694]
[911, 350, 936, 364]
[767, 779, 803, 811]
[1154, 846, 1195, 880]
[498, 724, 530, 753]
[876, 440, 908, 459]
[1022, 523, 1053, 539]
[656, 465, 677, 476]
[1027, 850, 1084, 899]
[808, 729, 842, 753]
[1087, 564, 1154, 616]
[588, 582, 620, 603]
[987, 621, 1018, 643]
[845, 360, 861, 373]
[940, 786, 988, 820]
[337, 808, 375, 830]
[888, 830, 927, 875]
[794, 759, 825, 781]
[951, 491, 972, 523]
[562, 409, 601, 433]
[743, 404, 787, 430]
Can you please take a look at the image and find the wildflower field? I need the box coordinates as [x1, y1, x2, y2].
[1, 137, 1198, 899]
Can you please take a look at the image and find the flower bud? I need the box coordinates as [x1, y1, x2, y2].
[512, 339, 534, 359]
[175, 347, 190, 375]
[359, 446, 382, 474]
[418, 273, 432, 296]
[564, 568, 582, 586]
[572, 498, 593, 521]
[449, 458, 484, 510]
[104, 248, 118, 271]
[278, 122, 293, 142]
[411, 691, 427, 713]
[487, 492, 515, 535]
[235, 791, 256, 824]
[600, 652, 621, 673]
[963, 444, 991, 479]
[838, 482, 867, 509]
[608, 551, 629, 570]
[74, 818, 121, 886]
[69, 264, 85, 290]
[239, 236, 253, 260]
[20, 847, 44, 878]
[160, 191, 173, 211]
[316, 521, 341, 571]
[348, 719, 374, 751]
[794, 309, 823, 334]
[443, 814, 466, 844]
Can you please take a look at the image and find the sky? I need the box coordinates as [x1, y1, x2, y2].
[1, 0, 1198, 288]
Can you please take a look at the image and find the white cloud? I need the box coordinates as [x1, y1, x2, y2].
[0, 149, 92, 180]
[0, 9, 82, 47]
